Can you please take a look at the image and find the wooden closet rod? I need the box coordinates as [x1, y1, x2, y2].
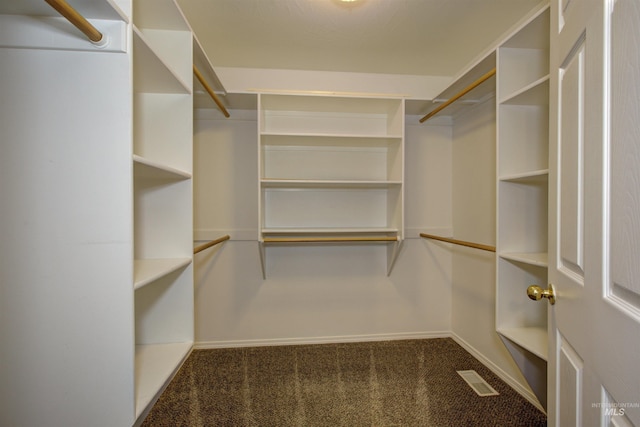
[44, 0, 103, 43]
[193, 66, 231, 118]
[264, 236, 398, 243]
[419, 68, 496, 123]
[420, 233, 495, 253]
[194, 235, 230, 254]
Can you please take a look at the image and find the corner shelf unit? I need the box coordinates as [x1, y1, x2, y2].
[257, 93, 405, 278]
[495, 5, 550, 362]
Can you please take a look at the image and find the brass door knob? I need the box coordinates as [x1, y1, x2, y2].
[527, 284, 556, 305]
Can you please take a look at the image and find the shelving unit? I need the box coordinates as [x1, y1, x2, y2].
[257, 93, 405, 277]
[1, 1, 228, 421]
[495, 6, 550, 363]
[413, 2, 550, 408]
[132, 0, 194, 422]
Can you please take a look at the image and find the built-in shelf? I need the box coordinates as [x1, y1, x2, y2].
[499, 169, 549, 182]
[500, 75, 550, 105]
[499, 252, 548, 267]
[131, 1, 194, 425]
[258, 93, 404, 278]
[494, 4, 550, 407]
[134, 258, 192, 290]
[260, 131, 403, 140]
[134, 155, 192, 180]
[260, 179, 402, 189]
[193, 34, 228, 112]
[262, 227, 399, 235]
[133, 27, 191, 94]
[417, 52, 496, 121]
[134, 342, 192, 418]
[498, 327, 548, 361]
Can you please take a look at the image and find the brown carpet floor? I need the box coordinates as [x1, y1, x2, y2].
[142, 338, 547, 426]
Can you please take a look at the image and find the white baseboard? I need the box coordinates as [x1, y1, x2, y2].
[194, 331, 450, 350]
[451, 332, 546, 414]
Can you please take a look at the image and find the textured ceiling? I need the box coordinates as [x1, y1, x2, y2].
[177, 0, 543, 76]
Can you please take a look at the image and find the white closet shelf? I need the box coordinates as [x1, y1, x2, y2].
[495, 7, 550, 403]
[134, 155, 192, 180]
[497, 327, 548, 361]
[262, 236, 399, 243]
[500, 75, 549, 105]
[260, 94, 403, 113]
[498, 169, 548, 182]
[499, 252, 548, 267]
[260, 131, 403, 140]
[260, 179, 402, 189]
[262, 227, 399, 235]
[133, 28, 191, 94]
[134, 342, 192, 418]
[419, 52, 496, 121]
[134, 258, 192, 290]
[258, 93, 404, 279]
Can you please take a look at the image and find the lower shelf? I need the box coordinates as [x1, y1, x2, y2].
[134, 258, 192, 290]
[135, 342, 192, 419]
[497, 326, 548, 361]
[258, 237, 403, 279]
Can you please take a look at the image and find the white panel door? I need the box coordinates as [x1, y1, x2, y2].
[548, 0, 640, 425]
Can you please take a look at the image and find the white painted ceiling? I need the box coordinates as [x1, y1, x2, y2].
[177, 0, 543, 77]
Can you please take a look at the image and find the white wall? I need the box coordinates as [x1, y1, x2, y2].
[449, 97, 541, 407]
[192, 108, 453, 347]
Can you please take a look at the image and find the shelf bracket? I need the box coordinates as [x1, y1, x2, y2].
[387, 239, 404, 276]
[258, 241, 266, 280]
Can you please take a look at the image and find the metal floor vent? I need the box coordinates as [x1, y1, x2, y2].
[457, 370, 500, 397]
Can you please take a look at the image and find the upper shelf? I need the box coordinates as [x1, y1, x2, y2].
[133, 28, 191, 94]
[414, 3, 550, 123]
[260, 94, 404, 137]
[500, 75, 549, 106]
[193, 33, 231, 117]
[416, 52, 496, 122]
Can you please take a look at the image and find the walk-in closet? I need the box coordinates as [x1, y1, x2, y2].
[2, 0, 640, 426]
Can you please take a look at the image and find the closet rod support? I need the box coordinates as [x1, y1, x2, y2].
[420, 233, 495, 253]
[194, 235, 230, 254]
[193, 65, 231, 118]
[44, 0, 103, 43]
[419, 68, 496, 123]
